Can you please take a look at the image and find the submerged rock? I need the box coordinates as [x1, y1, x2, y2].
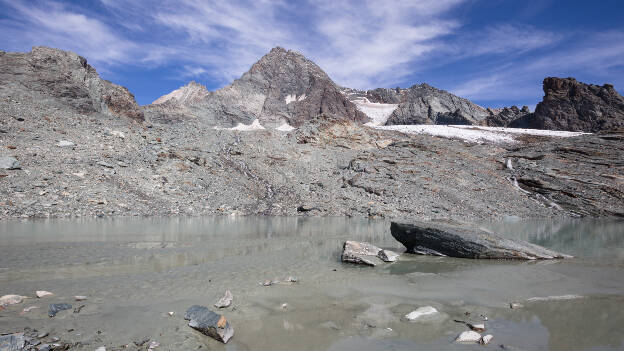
[455, 330, 482, 343]
[390, 221, 572, 259]
[36, 291, 53, 298]
[184, 305, 234, 343]
[405, 306, 438, 321]
[481, 334, 494, 345]
[214, 290, 233, 308]
[0, 294, 25, 306]
[48, 303, 72, 317]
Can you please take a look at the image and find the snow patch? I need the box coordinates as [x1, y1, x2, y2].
[214, 119, 266, 131]
[352, 97, 398, 126]
[372, 125, 588, 144]
[276, 123, 295, 132]
[285, 94, 307, 104]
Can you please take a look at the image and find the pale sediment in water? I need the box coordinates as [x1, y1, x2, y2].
[0, 217, 623, 350]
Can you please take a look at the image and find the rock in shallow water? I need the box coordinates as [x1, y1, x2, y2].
[405, 306, 438, 321]
[341, 241, 400, 266]
[455, 330, 482, 343]
[184, 305, 234, 343]
[390, 221, 571, 260]
[214, 290, 233, 308]
[0, 333, 25, 351]
[48, 303, 72, 317]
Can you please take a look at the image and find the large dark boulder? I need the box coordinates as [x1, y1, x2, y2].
[390, 221, 571, 259]
[185, 305, 234, 343]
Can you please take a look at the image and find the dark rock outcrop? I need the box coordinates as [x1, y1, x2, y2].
[0, 47, 144, 121]
[390, 221, 571, 259]
[150, 47, 368, 127]
[384, 84, 490, 126]
[510, 77, 624, 132]
[185, 305, 234, 343]
[486, 106, 531, 127]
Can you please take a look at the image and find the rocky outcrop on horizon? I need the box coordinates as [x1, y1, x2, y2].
[149, 47, 368, 127]
[508, 77, 624, 132]
[0, 46, 144, 121]
[486, 105, 531, 127]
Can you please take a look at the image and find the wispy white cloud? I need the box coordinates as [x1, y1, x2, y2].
[1, 0, 621, 107]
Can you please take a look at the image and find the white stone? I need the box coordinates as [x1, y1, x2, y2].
[214, 290, 233, 308]
[168, 311, 175, 316]
[57, 140, 75, 147]
[74, 296, 88, 301]
[405, 306, 438, 321]
[94, 347, 106, 351]
[456, 330, 482, 343]
[481, 334, 494, 345]
[0, 294, 25, 306]
[110, 130, 125, 138]
[36, 291, 53, 298]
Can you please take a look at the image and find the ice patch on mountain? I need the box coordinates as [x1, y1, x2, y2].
[351, 97, 398, 126]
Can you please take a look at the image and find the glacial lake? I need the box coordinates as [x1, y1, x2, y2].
[1, 217, 623, 350]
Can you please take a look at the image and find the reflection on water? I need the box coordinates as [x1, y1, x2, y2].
[482, 218, 624, 260]
[1, 216, 624, 351]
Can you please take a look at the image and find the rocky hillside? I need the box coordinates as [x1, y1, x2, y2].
[343, 84, 492, 126]
[152, 81, 209, 105]
[509, 77, 624, 132]
[148, 47, 368, 127]
[0, 46, 143, 121]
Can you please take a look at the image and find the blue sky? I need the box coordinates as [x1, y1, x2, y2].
[1, 0, 623, 108]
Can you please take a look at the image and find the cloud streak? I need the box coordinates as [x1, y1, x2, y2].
[0, 0, 622, 106]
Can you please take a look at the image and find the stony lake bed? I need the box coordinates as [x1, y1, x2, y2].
[1, 217, 624, 351]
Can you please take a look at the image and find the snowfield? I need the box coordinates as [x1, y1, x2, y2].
[373, 124, 588, 144]
[352, 97, 398, 126]
[214, 119, 266, 131]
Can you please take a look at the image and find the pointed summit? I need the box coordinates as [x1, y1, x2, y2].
[149, 47, 368, 127]
[152, 81, 208, 105]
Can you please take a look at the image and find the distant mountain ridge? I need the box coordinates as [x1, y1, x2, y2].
[148, 47, 368, 127]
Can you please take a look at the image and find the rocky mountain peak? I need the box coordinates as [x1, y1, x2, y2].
[152, 80, 209, 105]
[148, 47, 368, 127]
[0, 46, 143, 121]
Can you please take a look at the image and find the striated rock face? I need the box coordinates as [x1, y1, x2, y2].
[0, 46, 143, 121]
[150, 47, 368, 127]
[512, 77, 624, 132]
[390, 220, 572, 259]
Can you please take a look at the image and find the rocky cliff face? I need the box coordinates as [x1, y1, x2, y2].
[519, 77, 624, 132]
[385, 84, 490, 125]
[150, 47, 368, 127]
[486, 105, 531, 127]
[0, 46, 143, 121]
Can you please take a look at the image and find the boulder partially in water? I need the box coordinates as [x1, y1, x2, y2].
[48, 303, 72, 317]
[390, 221, 571, 259]
[185, 305, 234, 343]
[341, 241, 401, 266]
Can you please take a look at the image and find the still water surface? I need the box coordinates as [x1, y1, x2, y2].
[1, 217, 623, 350]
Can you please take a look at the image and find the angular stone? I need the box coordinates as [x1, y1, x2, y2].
[0, 294, 24, 306]
[377, 249, 399, 262]
[214, 290, 233, 308]
[0, 156, 20, 170]
[455, 330, 482, 343]
[0, 333, 25, 351]
[341, 241, 383, 266]
[48, 303, 72, 317]
[36, 291, 53, 298]
[184, 305, 234, 343]
[390, 221, 572, 260]
[57, 140, 75, 147]
[405, 306, 438, 321]
[480, 334, 494, 345]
